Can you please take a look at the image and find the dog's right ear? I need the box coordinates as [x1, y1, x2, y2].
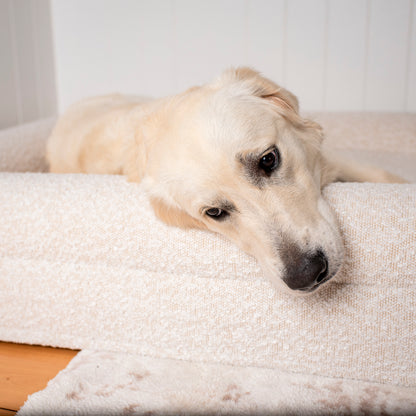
[217, 67, 324, 144]
[216, 67, 299, 114]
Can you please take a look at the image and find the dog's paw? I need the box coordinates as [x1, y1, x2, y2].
[373, 168, 408, 184]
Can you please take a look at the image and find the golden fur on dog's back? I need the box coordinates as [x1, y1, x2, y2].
[48, 95, 145, 175]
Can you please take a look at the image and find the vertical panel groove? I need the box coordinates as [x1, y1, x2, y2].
[404, 0, 415, 110]
[30, 0, 41, 119]
[243, 0, 249, 65]
[8, 0, 22, 124]
[363, 0, 371, 110]
[281, 0, 288, 85]
[170, 0, 177, 93]
[49, 0, 61, 112]
[322, 0, 329, 110]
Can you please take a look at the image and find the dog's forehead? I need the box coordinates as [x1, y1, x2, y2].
[166, 93, 282, 170]
[198, 92, 282, 150]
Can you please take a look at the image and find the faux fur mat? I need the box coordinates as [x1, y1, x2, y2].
[17, 349, 416, 416]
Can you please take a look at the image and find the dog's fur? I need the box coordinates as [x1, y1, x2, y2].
[47, 68, 405, 293]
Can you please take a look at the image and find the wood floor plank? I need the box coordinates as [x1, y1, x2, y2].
[0, 408, 17, 416]
[0, 342, 78, 412]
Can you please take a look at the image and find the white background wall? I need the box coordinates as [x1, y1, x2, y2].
[1, 0, 416, 128]
[50, 0, 416, 113]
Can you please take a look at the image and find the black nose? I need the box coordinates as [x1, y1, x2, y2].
[283, 250, 329, 291]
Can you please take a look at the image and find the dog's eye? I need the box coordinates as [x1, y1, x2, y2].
[259, 147, 280, 175]
[205, 208, 229, 220]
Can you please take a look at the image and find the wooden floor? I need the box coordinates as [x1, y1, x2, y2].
[0, 342, 78, 414]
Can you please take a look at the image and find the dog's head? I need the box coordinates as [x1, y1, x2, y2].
[134, 68, 344, 293]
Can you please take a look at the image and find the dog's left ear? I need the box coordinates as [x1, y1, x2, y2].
[150, 196, 207, 230]
[217, 67, 299, 114]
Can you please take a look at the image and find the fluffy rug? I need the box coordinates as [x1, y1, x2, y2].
[18, 349, 416, 415]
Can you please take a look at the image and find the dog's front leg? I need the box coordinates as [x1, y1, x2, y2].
[321, 149, 408, 185]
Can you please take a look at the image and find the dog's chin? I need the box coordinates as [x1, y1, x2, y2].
[291, 274, 333, 295]
[275, 276, 331, 296]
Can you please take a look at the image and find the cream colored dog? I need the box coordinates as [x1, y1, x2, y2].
[47, 68, 404, 293]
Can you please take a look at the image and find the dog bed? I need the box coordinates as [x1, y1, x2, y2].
[0, 113, 415, 413]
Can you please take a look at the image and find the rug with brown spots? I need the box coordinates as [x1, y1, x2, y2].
[18, 349, 416, 415]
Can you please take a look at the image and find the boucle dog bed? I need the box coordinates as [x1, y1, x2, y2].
[0, 113, 415, 414]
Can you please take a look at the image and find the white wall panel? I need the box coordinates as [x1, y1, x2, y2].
[173, 0, 247, 92]
[0, 0, 56, 129]
[13, 0, 41, 122]
[31, 0, 59, 118]
[52, 0, 174, 111]
[325, 0, 367, 111]
[0, 0, 19, 128]
[365, 0, 411, 110]
[245, 0, 285, 84]
[285, 0, 327, 110]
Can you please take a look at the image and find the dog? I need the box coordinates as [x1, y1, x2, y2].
[47, 67, 405, 293]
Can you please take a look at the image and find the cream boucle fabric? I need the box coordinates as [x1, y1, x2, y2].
[18, 350, 416, 416]
[0, 117, 54, 172]
[311, 112, 416, 153]
[0, 114, 415, 393]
